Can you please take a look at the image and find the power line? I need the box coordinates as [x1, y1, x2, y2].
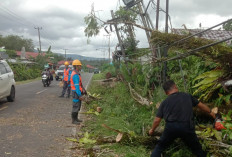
[0, 4, 58, 49]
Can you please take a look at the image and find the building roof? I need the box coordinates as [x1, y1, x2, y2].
[86, 64, 95, 69]
[57, 60, 72, 65]
[172, 29, 232, 45]
[16, 51, 45, 59]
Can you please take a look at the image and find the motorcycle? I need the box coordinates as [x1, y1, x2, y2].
[42, 74, 50, 87]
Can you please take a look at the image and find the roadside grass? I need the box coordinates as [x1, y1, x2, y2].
[82, 73, 156, 156]
[16, 77, 41, 85]
[92, 73, 105, 80]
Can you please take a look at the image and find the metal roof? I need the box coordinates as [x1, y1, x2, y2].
[172, 29, 232, 45]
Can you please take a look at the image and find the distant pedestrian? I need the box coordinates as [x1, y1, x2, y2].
[59, 61, 72, 98]
[149, 80, 215, 157]
[70, 59, 87, 124]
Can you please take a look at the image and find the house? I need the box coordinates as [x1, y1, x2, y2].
[57, 60, 73, 66]
[172, 29, 232, 45]
[16, 51, 45, 60]
[86, 64, 96, 73]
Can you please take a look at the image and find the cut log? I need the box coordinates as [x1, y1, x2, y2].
[96, 107, 102, 113]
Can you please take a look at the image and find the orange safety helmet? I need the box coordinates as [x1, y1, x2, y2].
[64, 61, 69, 65]
[72, 59, 82, 66]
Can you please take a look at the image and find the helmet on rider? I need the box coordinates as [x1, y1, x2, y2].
[64, 61, 69, 66]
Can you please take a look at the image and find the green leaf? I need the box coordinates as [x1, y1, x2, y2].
[193, 70, 224, 81]
[229, 146, 232, 155]
[66, 137, 78, 142]
[230, 133, 232, 140]
[193, 77, 218, 88]
[213, 130, 222, 141]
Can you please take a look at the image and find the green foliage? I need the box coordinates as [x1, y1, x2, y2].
[9, 63, 41, 81]
[6, 49, 17, 58]
[0, 35, 34, 51]
[115, 6, 137, 22]
[102, 64, 116, 77]
[221, 110, 232, 142]
[192, 69, 224, 102]
[79, 132, 96, 145]
[115, 6, 139, 58]
[84, 14, 100, 39]
[215, 93, 231, 106]
[223, 20, 232, 31]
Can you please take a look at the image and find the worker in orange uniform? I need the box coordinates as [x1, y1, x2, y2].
[59, 61, 72, 98]
[70, 59, 87, 124]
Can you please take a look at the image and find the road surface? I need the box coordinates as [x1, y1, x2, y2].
[0, 72, 93, 157]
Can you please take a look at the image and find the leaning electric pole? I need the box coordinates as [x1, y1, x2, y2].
[34, 27, 42, 53]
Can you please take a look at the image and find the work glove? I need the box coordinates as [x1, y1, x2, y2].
[79, 96, 85, 101]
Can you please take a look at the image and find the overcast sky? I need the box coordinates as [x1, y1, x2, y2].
[0, 0, 231, 58]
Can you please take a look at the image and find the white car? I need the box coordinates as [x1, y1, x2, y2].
[55, 65, 73, 81]
[0, 59, 15, 102]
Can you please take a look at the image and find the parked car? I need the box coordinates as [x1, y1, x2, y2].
[55, 65, 73, 81]
[94, 69, 100, 74]
[0, 59, 15, 102]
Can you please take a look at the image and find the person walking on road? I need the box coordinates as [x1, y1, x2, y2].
[70, 59, 87, 124]
[59, 61, 72, 98]
[149, 80, 216, 157]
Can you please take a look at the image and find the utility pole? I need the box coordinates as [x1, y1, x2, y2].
[165, 0, 169, 33]
[155, 0, 160, 30]
[63, 49, 68, 60]
[104, 34, 111, 63]
[110, 10, 126, 61]
[34, 27, 42, 53]
[163, 0, 169, 82]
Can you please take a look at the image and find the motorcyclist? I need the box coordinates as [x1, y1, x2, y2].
[41, 67, 51, 84]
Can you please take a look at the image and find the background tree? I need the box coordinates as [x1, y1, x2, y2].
[223, 20, 232, 31]
[0, 35, 34, 51]
[115, 6, 139, 58]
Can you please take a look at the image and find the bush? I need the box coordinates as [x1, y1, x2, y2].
[9, 63, 41, 81]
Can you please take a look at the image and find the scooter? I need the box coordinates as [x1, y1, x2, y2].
[42, 74, 50, 87]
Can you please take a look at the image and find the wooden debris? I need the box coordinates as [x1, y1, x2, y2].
[128, 83, 151, 106]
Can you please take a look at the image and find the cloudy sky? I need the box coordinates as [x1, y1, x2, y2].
[0, 0, 231, 58]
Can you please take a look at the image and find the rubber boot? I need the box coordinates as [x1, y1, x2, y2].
[76, 112, 82, 123]
[71, 112, 80, 124]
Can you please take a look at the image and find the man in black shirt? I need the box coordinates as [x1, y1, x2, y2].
[149, 80, 215, 157]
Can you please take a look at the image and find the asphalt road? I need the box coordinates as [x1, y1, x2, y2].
[0, 72, 93, 157]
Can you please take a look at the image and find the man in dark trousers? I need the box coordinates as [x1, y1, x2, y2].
[70, 59, 87, 124]
[59, 61, 72, 98]
[149, 80, 216, 157]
